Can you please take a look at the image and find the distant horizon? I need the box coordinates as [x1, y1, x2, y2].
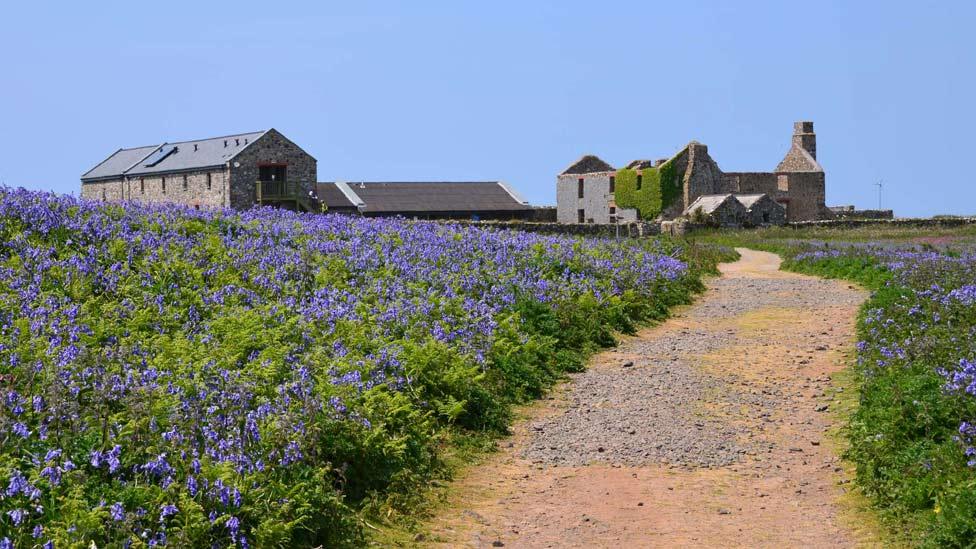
[1, 1, 973, 217]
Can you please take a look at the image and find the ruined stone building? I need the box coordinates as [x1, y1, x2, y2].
[557, 121, 829, 224]
[81, 129, 319, 211]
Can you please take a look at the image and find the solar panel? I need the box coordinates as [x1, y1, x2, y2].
[143, 145, 178, 167]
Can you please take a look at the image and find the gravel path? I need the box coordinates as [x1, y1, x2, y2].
[424, 249, 876, 548]
[522, 274, 863, 468]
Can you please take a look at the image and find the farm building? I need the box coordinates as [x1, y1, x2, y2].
[736, 193, 788, 226]
[557, 121, 830, 224]
[683, 194, 748, 227]
[81, 129, 318, 211]
[316, 181, 533, 220]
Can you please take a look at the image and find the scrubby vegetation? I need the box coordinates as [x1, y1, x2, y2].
[696, 226, 976, 547]
[0, 188, 729, 548]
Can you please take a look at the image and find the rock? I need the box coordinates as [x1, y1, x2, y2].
[492, 541, 505, 547]
[622, 361, 634, 368]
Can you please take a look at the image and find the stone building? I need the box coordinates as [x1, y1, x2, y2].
[316, 181, 533, 220]
[80, 129, 318, 211]
[555, 155, 639, 224]
[557, 121, 830, 224]
[684, 193, 786, 227]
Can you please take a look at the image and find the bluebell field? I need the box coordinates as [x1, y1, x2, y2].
[0, 188, 706, 547]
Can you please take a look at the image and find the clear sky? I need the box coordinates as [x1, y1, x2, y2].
[1, 1, 973, 216]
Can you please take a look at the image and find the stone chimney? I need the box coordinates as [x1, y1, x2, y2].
[792, 121, 816, 159]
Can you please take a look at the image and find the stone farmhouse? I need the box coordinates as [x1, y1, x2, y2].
[557, 121, 829, 225]
[81, 129, 318, 211]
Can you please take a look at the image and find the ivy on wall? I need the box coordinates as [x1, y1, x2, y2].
[615, 159, 683, 220]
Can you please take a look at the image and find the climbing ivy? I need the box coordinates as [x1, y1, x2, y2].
[615, 159, 683, 220]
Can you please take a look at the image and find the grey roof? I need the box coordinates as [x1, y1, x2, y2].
[81, 145, 160, 181]
[734, 194, 769, 209]
[315, 182, 357, 210]
[683, 194, 737, 215]
[82, 130, 268, 181]
[327, 182, 532, 214]
[560, 155, 614, 175]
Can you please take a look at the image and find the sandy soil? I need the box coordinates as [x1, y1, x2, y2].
[420, 249, 877, 548]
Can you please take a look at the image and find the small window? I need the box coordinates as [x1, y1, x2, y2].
[140, 178, 145, 194]
[577, 178, 584, 199]
[609, 215, 617, 224]
[206, 173, 212, 191]
[609, 176, 615, 193]
[101, 188, 106, 201]
[636, 174, 643, 190]
[762, 212, 770, 223]
[182, 175, 188, 191]
[577, 209, 585, 223]
[161, 177, 166, 194]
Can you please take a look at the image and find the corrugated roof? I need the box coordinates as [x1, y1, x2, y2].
[82, 131, 268, 181]
[332, 182, 532, 214]
[315, 182, 357, 210]
[81, 145, 159, 180]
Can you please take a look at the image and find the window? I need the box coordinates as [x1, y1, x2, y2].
[577, 178, 584, 199]
[609, 206, 616, 224]
[609, 206, 616, 215]
[101, 188, 106, 201]
[609, 176, 615, 193]
[577, 209, 585, 223]
[140, 178, 145, 194]
[161, 177, 166, 194]
[636, 174, 643, 190]
[206, 173, 212, 191]
[259, 165, 287, 182]
[762, 212, 770, 223]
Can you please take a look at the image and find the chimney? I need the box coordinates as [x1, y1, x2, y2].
[792, 121, 816, 159]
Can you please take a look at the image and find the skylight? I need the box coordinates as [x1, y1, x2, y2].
[143, 145, 178, 167]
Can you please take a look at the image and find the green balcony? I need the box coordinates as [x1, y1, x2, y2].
[255, 180, 317, 212]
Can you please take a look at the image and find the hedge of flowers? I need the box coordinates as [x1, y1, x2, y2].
[788, 247, 976, 546]
[0, 188, 706, 547]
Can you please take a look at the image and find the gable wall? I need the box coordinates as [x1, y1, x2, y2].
[228, 130, 317, 210]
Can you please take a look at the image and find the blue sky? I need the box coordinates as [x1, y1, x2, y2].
[0, 1, 972, 216]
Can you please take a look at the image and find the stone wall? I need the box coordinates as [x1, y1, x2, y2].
[446, 219, 661, 238]
[829, 208, 894, 220]
[721, 172, 778, 195]
[127, 169, 230, 208]
[556, 171, 617, 224]
[744, 195, 787, 226]
[228, 129, 317, 210]
[773, 171, 825, 222]
[80, 178, 124, 202]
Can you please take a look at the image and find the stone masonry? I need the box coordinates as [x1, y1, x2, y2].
[81, 129, 316, 211]
[557, 121, 831, 224]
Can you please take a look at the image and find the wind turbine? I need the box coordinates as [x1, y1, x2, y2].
[874, 179, 883, 210]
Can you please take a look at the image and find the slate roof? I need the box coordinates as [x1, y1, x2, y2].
[323, 182, 531, 214]
[82, 131, 268, 181]
[81, 145, 160, 181]
[560, 155, 614, 175]
[315, 182, 357, 210]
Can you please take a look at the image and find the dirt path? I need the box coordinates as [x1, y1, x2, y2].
[422, 249, 875, 548]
